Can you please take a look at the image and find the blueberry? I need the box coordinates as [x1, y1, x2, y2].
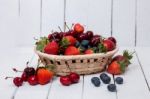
[91, 77, 101, 87]
[100, 73, 111, 84]
[75, 41, 80, 47]
[81, 40, 89, 47]
[79, 45, 86, 52]
[115, 77, 123, 84]
[107, 84, 116, 92]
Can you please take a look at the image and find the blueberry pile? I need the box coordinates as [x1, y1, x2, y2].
[91, 73, 124, 92]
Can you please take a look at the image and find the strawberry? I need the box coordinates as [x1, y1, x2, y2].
[37, 68, 54, 85]
[103, 39, 115, 51]
[63, 36, 76, 46]
[65, 46, 80, 55]
[107, 61, 124, 75]
[44, 41, 59, 55]
[107, 50, 134, 75]
[84, 49, 94, 54]
[74, 23, 84, 33]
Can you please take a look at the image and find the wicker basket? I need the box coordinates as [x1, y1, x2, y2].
[35, 47, 118, 76]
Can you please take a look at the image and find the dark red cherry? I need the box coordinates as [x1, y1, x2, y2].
[86, 31, 93, 40]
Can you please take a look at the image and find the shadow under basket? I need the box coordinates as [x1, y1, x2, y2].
[35, 47, 118, 76]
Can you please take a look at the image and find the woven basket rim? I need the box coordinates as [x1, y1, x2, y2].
[34, 46, 119, 60]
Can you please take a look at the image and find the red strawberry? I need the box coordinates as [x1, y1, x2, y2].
[44, 41, 59, 55]
[107, 61, 124, 75]
[103, 39, 115, 51]
[63, 36, 77, 46]
[65, 46, 80, 55]
[84, 49, 94, 54]
[74, 23, 84, 33]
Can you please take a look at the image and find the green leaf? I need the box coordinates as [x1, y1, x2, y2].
[36, 37, 49, 52]
[118, 60, 126, 72]
[97, 43, 107, 53]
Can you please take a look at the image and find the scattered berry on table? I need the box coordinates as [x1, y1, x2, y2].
[100, 73, 111, 84]
[91, 77, 101, 87]
[107, 84, 117, 92]
[115, 77, 123, 84]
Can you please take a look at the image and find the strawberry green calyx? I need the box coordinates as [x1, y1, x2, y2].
[118, 60, 126, 73]
[59, 38, 70, 49]
[97, 43, 107, 53]
[123, 50, 134, 66]
[36, 37, 49, 52]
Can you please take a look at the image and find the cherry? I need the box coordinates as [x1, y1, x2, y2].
[67, 30, 76, 37]
[90, 37, 100, 46]
[5, 77, 23, 87]
[28, 75, 38, 86]
[108, 37, 116, 45]
[86, 31, 93, 40]
[77, 33, 87, 41]
[60, 75, 72, 86]
[21, 72, 28, 81]
[24, 67, 35, 77]
[69, 72, 80, 83]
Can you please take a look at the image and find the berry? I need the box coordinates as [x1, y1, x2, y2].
[21, 72, 28, 81]
[77, 33, 87, 41]
[13, 77, 23, 87]
[28, 75, 38, 85]
[75, 41, 80, 47]
[81, 40, 89, 47]
[84, 49, 94, 54]
[115, 77, 123, 84]
[107, 84, 116, 92]
[91, 77, 101, 87]
[37, 68, 53, 85]
[44, 41, 59, 55]
[100, 73, 111, 84]
[86, 31, 93, 40]
[67, 30, 76, 37]
[24, 67, 35, 77]
[103, 39, 115, 51]
[69, 72, 80, 83]
[63, 36, 77, 46]
[90, 36, 100, 46]
[65, 46, 80, 55]
[74, 23, 84, 33]
[108, 37, 116, 45]
[79, 45, 86, 52]
[60, 76, 72, 86]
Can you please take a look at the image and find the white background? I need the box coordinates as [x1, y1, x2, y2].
[0, 0, 150, 50]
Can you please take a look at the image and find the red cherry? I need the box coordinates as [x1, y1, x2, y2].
[21, 72, 28, 81]
[103, 39, 115, 51]
[28, 75, 38, 86]
[69, 72, 80, 83]
[90, 37, 100, 46]
[13, 77, 23, 87]
[86, 31, 93, 40]
[24, 67, 35, 77]
[77, 33, 87, 41]
[60, 76, 72, 86]
[108, 37, 117, 45]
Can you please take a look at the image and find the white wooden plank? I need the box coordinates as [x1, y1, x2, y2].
[16, 0, 41, 47]
[83, 73, 116, 99]
[87, 0, 111, 37]
[42, 0, 64, 36]
[48, 76, 83, 99]
[0, 0, 18, 49]
[115, 48, 150, 99]
[113, 0, 136, 46]
[137, 0, 150, 46]
[65, 0, 89, 30]
[135, 47, 150, 87]
[0, 47, 34, 99]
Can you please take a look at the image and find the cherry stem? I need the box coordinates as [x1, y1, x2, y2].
[5, 77, 14, 79]
[12, 68, 23, 72]
[65, 61, 72, 73]
[58, 26, 63, 32]
[130, 51, 136, 55]
[70, 23, 74, 29]
[65, 22, 70, 30]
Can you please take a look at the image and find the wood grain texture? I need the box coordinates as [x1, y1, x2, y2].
[112, 0, 136, 46]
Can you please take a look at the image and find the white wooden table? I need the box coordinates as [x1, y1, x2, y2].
[0, 47, 150, 99]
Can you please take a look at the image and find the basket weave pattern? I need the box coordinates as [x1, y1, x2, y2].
[35, 47, 118, 76]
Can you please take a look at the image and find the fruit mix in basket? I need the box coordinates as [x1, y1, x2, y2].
[6, 23, 134, 92]
[36, 23, 116, 55]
